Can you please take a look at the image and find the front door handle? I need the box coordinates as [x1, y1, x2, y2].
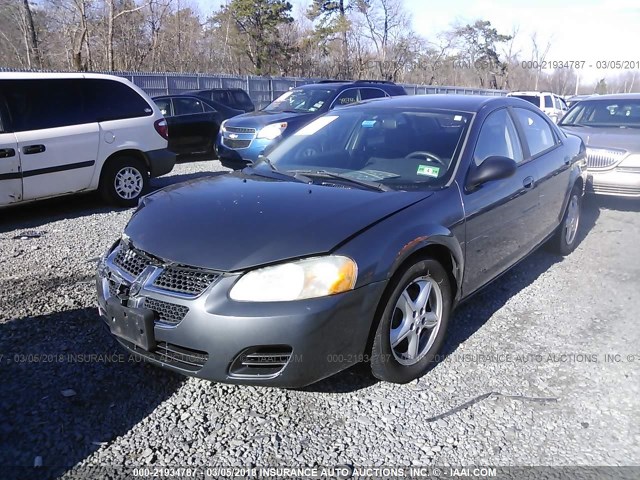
[564, 156, 571, 166]
[523, 176, 535, 189]
[0, 148, 16, 158]
[23, 144, 45, 155]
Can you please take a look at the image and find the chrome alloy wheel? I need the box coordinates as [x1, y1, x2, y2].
[114, 167, 144, 200]
[390, 275, 443, 366]
[564, 194, 580, 245]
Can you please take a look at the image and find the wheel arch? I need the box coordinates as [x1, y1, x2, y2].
[98, 149, 149, 187]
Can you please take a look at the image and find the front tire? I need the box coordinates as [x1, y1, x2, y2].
[550, 185, 582, 255]
[371, 258, 452, 384]
[99, 156, 149, 207]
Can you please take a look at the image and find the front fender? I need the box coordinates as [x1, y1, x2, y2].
[336, 190, 465, 299]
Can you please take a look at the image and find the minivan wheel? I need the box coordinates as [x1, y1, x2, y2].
[100, 156, 149, 207]
[550, 185, 582, 255]
[370, 258, 452, 384]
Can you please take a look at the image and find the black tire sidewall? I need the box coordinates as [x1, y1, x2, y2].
[100, 157, 149, 207]
[557, 187, 582, 255]
[371, 258, 452, 384]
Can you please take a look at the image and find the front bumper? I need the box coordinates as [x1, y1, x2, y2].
[215, 135, 273, 170]
[96, 244, 386, 388]
[145, 148, 176, 177]
[587, 168, 640, 197]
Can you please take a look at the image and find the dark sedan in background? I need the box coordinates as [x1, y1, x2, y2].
[560, 93, 640, 197]
[97, 95, 587, 387]
[152, 94, 242, 159]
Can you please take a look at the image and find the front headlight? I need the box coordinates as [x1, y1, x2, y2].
[619, 154, 640, 168]
[230, 256, 358, 302]
[220, 119, 228, 132]
[257, 122, 288, 140]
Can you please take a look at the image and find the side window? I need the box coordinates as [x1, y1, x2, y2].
[332, 89, 359, 108]
[3, 79, 89, 132]
[154, 98, 172, 117]
[559, 97, 568, 111]
[544, 95, 553, 108]
[173, 97, 204, 116]
[473, 109, 523, 166]
[360, 88, 387, 100]
[513, 108, 557, 157]
[203, 102, 216, 112]
[84, 79, 153, 121]
[209, 91, 228, 104]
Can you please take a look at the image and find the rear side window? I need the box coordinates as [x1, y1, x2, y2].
[3, 79, 89, 131]
[84, 79, 153, 121]
[209, 91, 229, 103]
[173, 97, 204, 115]
[360, 88, 387, 100]
[230, 90, 251, 106]
[544, 95, 553, 108]
[333, 89, 359, 108]
[513, 108, 556, 157]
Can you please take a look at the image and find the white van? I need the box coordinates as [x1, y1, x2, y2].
[0, 72, 175, 208]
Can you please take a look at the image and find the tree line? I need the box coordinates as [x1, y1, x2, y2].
[1, 0, 638, 94]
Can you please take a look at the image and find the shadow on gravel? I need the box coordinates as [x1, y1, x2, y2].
[0, 169, 225, 234]
[587, 194, 640, 213]
[0, 307, 184, 479]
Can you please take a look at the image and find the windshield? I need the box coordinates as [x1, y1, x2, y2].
[259, 108, 472, 190]
[264, 88, 335, 113]
[560, 99, 640, 127]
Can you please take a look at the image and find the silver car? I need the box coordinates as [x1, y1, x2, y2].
[559, 93, 640, 197]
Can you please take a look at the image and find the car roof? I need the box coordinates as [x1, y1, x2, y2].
[353, 94, 514, 113]
[296, 81, 404, 92]
[578, 93, 640, 101]
[508, 91, 555, 96]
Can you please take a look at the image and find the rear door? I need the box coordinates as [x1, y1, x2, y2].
[0, 92, 22, 205]
[169, 97, 217, 154]
[462, 107, 540, 294]
[512, 107, 570, 239]
[4, 78, 99, 201]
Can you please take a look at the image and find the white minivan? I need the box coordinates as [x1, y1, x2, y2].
[0, 72, 175, 208]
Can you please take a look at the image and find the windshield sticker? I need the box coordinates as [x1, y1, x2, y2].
[453, 115, 463, 121]
[417, 165, 440, 177]
[361, 120, 377, 128]
[294, 116, 339, 136]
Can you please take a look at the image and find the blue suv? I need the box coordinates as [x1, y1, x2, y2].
[215, 80, 407, 169]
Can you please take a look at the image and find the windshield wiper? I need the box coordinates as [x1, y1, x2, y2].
[291, 170, 391, 192]
[246, 157, 311, 184]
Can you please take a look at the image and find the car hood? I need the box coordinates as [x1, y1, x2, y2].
[225, 110, 316, 129]
[561, 126, 640, 152]
[125, 172, 432, 272]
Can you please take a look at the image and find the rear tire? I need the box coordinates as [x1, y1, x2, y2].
[370, 258, 452, 384]
[99, 156, 149, 207]
[550, 185, 582, 255]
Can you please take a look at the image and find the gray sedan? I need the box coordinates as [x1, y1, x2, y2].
[560, 93, 640, 197]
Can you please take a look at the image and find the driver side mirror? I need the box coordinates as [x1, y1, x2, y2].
[466, 156, 517, 190]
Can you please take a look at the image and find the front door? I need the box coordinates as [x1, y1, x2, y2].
[462, 107, 540, 294]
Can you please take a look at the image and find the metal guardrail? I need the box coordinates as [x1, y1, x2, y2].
[0, 68, 507, 109]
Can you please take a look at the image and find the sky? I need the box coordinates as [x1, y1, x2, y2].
[196, 0, 640, 83]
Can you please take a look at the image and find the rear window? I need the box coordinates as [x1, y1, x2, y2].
[512, 95, 540, 107]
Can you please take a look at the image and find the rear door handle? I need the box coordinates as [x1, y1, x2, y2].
[0, 148, 16, 158]
[23, 144, 45, 155]
[523, 176, 535, 189]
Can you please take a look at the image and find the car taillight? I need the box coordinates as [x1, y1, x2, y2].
[154, 119, 169, 140]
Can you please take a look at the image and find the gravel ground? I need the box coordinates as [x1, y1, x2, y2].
[1, 160, 639, 479]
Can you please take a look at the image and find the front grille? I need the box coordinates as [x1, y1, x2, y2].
[225, 126, 256, 134]
[223, 138, 252, 149]
[586, 147, 626, 170]
[144, 297, 189, 325]
[591, 183, 640, 196]
[153, 266, 219, 296]
[229, 346, 293, 378]
[113, 247, 156, 278]
[108, 279, 119, 297]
